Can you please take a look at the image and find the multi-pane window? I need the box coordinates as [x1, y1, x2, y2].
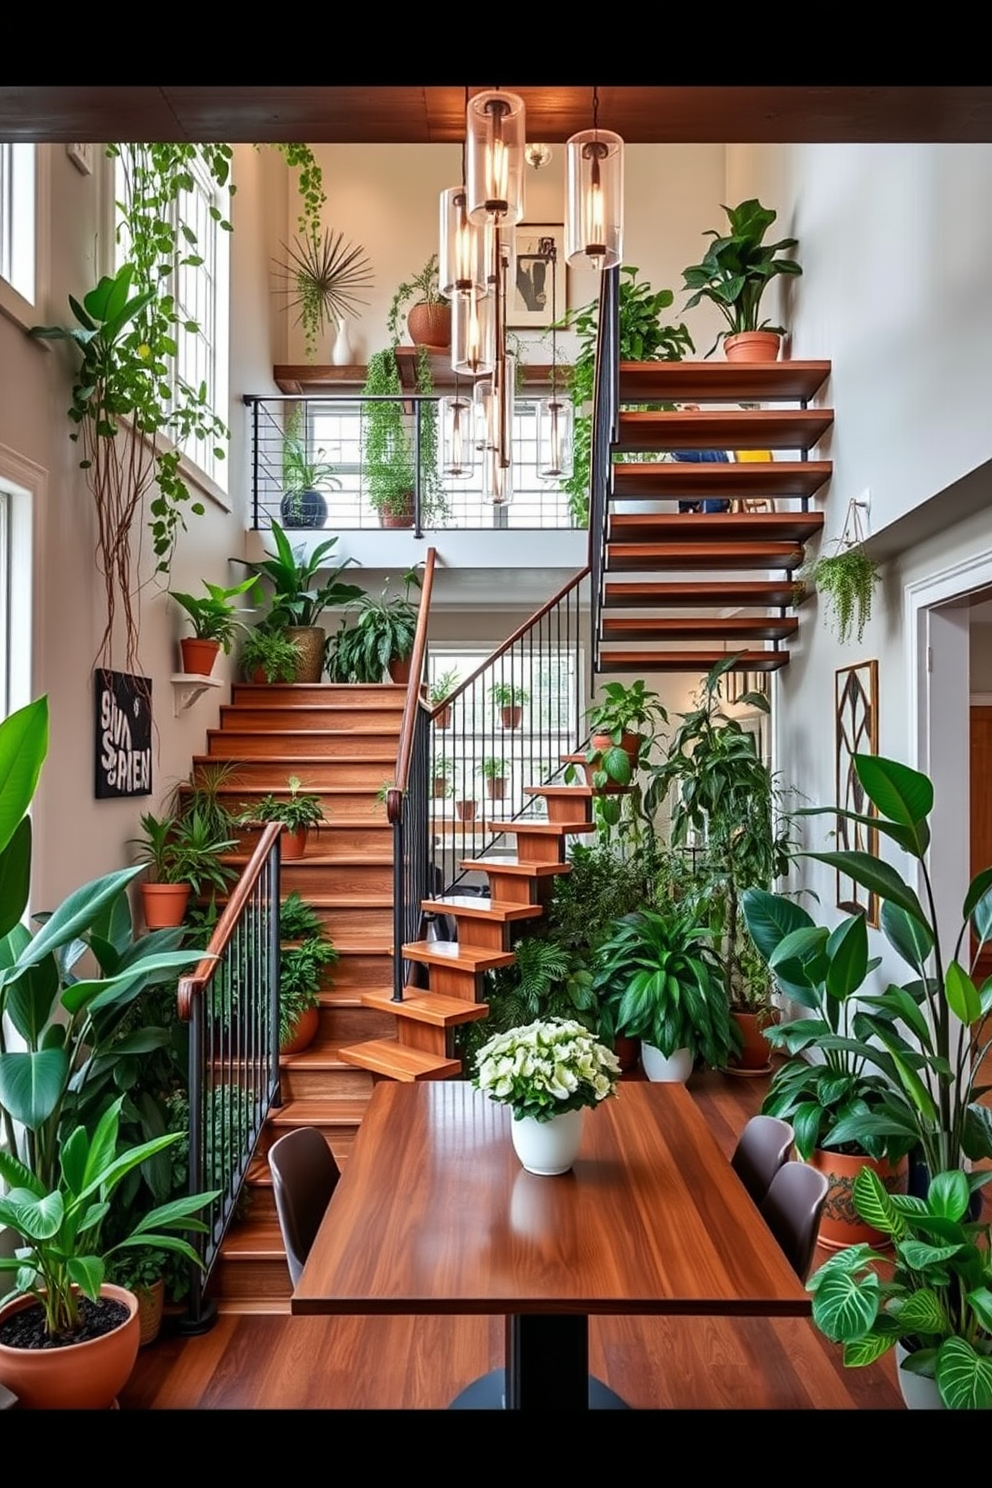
[0, 143, 36, 305]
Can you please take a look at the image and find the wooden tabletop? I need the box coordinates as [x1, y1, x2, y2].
[292, 1081, 811, 1319]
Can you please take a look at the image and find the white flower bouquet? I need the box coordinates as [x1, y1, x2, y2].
[473, 1017, 622, 1123]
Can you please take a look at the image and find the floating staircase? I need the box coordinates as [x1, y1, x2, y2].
[598, 360, 832, 674]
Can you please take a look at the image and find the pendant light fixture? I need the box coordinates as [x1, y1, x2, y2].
[537, 237, 572, 480]
[441, 386, 475, 479]
[565, 85, 624, 271]
[465, 89, 526, 227]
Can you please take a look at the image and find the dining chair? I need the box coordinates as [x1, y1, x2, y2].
[730, 1114, 795, 1205]
[268, 1126, 342, 1287]
[759, 1160, 831, 1281]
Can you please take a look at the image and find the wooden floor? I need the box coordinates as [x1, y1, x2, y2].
[117, 1059, 907, 1411]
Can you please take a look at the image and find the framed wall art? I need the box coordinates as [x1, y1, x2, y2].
[835, 659, 879, 925]
[508, 224, 565, 330]
[94, 669, 153, 799]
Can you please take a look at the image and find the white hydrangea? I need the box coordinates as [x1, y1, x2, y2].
[473, 1017, 622, 1121]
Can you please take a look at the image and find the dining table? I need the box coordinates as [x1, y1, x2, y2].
[291, 1078, 812, 1409]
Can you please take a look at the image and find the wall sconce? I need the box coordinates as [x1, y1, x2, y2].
[525, 142, 553, 171]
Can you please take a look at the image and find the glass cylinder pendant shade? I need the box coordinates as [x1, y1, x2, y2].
[537, 395, 573, 479]
[451, 287, 496, 378]
[441, 395, 475, 478]
[496, 349, 515, 468]
[474, 377, 497, 451]
[482, 444, 513, 506]
[439, 186, 487, 298]
[465, 90, 526, 226]
[565, 128, 624, 270]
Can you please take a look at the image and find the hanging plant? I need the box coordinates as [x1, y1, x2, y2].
[29, 142, 235, 673]
[271, 143, 327, 246]
[800, 544, 880, 645]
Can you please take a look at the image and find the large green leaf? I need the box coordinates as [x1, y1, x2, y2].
[843, 1332, 895, 1367]
[944, 961, 981, 1028]
[741, 889, 813, 965]
[0, 697, 48, 857]
[0, 1046, 68, 1129]
[1, 1186, 64, 1241]
[0, 817, 32, 939]
[880, 902, 934, 974]
[852, 1166, 902, 1238]
[853, 754, 933, 829]
[963, 1103, 992, 1162]
[9, 867, 142, 975]
[895, 1288, 949, 1336]
[826, 914, 869, 1001]
[803, 852, 928, 927]
[928, 1168, 970, 1222]
[936, 1337, 992, 1410]
[810, 1265, 880, 1342]
[5, 954, 60, 1043]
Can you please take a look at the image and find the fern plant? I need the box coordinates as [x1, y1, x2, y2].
[800, 544, 880, 645]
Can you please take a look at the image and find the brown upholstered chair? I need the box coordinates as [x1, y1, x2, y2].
[730, 1114, 795, 1205]
[759, 1160, 830, 1281]
[268, 1126, 342, 1287]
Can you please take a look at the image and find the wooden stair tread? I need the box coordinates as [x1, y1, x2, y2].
[608, 512, 824, 542]
[600, 616, 799, 641]
[497, 819, 596, 836]
[610, 460, 831, 501]
[400, 940, 515, 971]
[337, 1039, 461, 1081]
[267, 1098, 369, 1126]
[522, 784, 595, 798]
[615, 408, 834, 452]
[461, 857, 572, 877]
[605, 541, 805, 571]
[616, 359, 831, 403]
[279, 1044, 378, 1071]
[207, 728, 402, 740]
[217, 1218, 287, 1259]
[360, 988, 490, 1026]
[597, 649, 791, 672]
[422, 896, 544, 922]
[602, 580, 805, 607]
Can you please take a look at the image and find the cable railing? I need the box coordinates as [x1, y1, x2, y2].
[176, 822, 282, 1330]
[589, 264, 620, 673]
[425, 569, 590, 895]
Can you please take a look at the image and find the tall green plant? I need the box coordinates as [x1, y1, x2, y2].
[360, 348, 447, 525]
[681, 197, 802, 356]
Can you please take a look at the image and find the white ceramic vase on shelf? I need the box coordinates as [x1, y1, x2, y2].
[331, 318, 352, 366]
[641, 1043, 693, 1083]
[510, 1108, 585, 1176]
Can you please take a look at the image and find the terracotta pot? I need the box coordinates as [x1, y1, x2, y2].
[378, 499, 415, 530]
[141, 882, 191, 930]
[135, 1279, 166, 1348]
[501, 705, 523, 730]
[280, 1004, 320, 1055]
[280, 825, 309, 860]
[723, 330, 782, 363]
[485, 777, 507, 800]
[388, 655, 412, 684]
[591, 730, 642, 775]
[455, 799, 477, 822]
[179, 637, 220, 677]
[435, 704, 452, 729]
[407, 301, 451, 350]
[0, 1283, 140, 1410]
[810, 1148, 909, 1250]
[725, 1009, 778, 1076]
[283, 627, 325, 684]
[433, 777, 451, 799]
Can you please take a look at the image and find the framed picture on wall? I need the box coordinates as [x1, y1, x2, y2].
[94, 669, 153, 799]
[835, 659, 879, 925]
[508, 224, 566, 329]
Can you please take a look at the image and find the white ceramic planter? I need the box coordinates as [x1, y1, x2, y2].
[895, 1343, 946, 1410]
[641, 1043, 693, 1083]
[510, 1108, 585, 1176]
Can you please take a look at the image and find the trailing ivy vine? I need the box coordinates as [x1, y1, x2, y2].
[800, 544, 880, 645]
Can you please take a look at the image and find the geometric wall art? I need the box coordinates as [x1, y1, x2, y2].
[834, 659, 879, 925]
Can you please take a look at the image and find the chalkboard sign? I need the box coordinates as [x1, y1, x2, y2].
[94, 669, 153, 798]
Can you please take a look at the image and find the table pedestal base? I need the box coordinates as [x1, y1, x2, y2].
[450, 1314, 629, 1410]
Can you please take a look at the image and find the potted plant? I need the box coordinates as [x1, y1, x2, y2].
[681, 197, 802, 361]
[129, 807, 239, 928]
[239, 519, 363, 683]
[387, 252, 450, 350]
[279, 932, 340, 1055]
[430, 667, 460, 728]
[489, 682, 528, 730]
[238, 775, 325, 860]
[472, 1017, 621, 1176]
[432, 757, 455, 800]
[240, 623, 301, 684]
[481, 755, 509, 801]
[454, 775, 477, 823]
[169, 574, 260, 677]
[798, 543, 880, 646]
[279, 428, 342, 530]
[359, 348, 448, 529]
[0, 1096, 218, 1409]
[272, 226, 374, 364]
[324, 569, 421, 684]
[105, 1247, 170, 1348]
[807, 1165, 992, 1409]
[592, 905, 743, 1082]
[585, 679, 669, 784]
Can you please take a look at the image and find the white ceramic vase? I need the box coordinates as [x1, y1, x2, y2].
[510, 1108, 585, 1176]
[641, 1043, 693, 1083]
[331, 318, 352, 366]
[895, 1343, 946, 1409]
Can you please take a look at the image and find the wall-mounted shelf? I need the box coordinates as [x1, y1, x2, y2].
[273, 348, 556, 396]
[171, 673, 223, 716]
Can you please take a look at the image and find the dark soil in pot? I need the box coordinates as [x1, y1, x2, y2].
[0, 1295, 130, 1350]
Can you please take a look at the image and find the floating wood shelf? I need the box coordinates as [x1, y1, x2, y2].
[273, 349, 557, 396]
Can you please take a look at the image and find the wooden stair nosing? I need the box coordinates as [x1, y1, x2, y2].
[460, 856, 573, 877]
[265, 1097, 369, 1128]
[607, 512, 824, 543]
[605, 541, 806, 572]
[599, 616, 799, 642]
[614, 408, 834, 453]
[421, 895, 544, 922]
[610, 460, 831, 501]
[359, 988, 490, 1027]
[596, 649, 791, 673]
[337, 1038, 461, 1082]
[400, 939, 516, 971]
[602, 580, 805, 607]
[616, 359, 831, 404]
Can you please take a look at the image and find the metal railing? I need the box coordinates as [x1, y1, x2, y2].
[426, 569, 590, 894]
[176, 822, 282, 1330]
[588, 264, 620, 673]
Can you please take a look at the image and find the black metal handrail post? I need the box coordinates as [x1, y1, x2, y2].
[588, 265, 620, 674]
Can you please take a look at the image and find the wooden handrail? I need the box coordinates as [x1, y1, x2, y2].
[177, 821, 282, 1021]
[425, 565, 591, 722]
[389, 547, 437, 822]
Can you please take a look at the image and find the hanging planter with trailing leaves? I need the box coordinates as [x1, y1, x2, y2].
[801, 544, 880, 646]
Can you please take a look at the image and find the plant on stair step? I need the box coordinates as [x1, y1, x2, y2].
[279, 933, 339, 1051]
[680, 198, 802, 359]
[240, 622, 303, 683]
[239, 520, 364, 632]
[324, 569, 421, 683]
[798, 542, 880, 646]
[168, 760, 243, 845]
[279, 890, 325, 941]
[555, 264, 696, 527]
[129, 807, 240, 927]
[571, 680, 669, 832]
[238, 776, 325, 858]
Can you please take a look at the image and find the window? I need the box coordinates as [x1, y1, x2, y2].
[0, 451, 35, 725]
[0, 142, 36, 307]
[115, 148, 230, 488]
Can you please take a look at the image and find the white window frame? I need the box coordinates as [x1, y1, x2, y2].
[0, 142, 38, 327]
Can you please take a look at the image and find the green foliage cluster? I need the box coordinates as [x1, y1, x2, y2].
[239, 775, 325, 833]
[324, 569, 421, 682]
[129, 808, 238, 896]
[801, 546, 880, 646]
[241, 520, 364, 630]
[360, 348, 447, 525]
[681, 197, 802, 355]
[169, 575, 259, 651]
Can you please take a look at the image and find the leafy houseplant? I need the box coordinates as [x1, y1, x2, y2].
[240, 623, 301, 683]
[681, 197, 802, 359]
[430, 667, 460, 727]
[387, 252, 450, 349]
[279, 934, 339, 1052]
[432, 757, 455, 799]
[324, 570, 420, 684]
[279, 429, 342, 530]
[489, 682, 528, 729]
[474, 1018, 621, 1123]
[481, 756, 509, 800]
[169, 575, 260, 675]
[807, 1166, 992, 1410]
[799, 544, 880, 646]
[359, 347, 447, 528]
[129, 807, 239, 927]
[592, 906, 743, 1079]
[240, 520, 363, 683]
[239, 775, 325, 859]
[575, 680, 670, 818]
[557, 264, 695, 526]
[273, 227, 374, 364]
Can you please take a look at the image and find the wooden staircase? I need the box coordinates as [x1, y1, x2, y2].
[598, 359, 832, 673]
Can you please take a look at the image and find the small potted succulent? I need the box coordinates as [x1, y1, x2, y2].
[169, 575, 260, 677]
[239, 775, 325, 860]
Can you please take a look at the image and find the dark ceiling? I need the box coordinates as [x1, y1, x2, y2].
[2, 87, 991, 144]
